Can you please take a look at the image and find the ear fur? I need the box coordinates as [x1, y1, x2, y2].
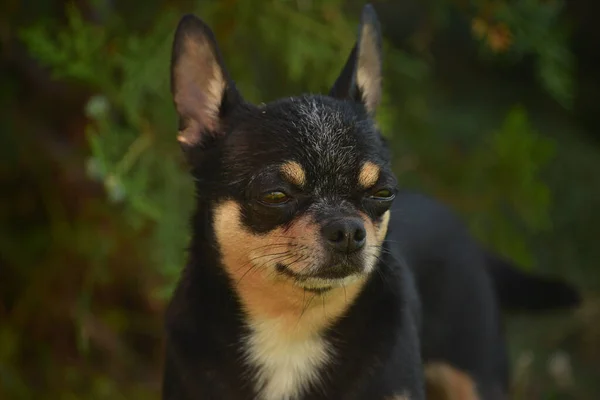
[170, 14, 240, 148]
[330, 4, 383, 115]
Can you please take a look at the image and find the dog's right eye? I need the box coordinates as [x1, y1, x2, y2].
[260, 191, 290, 205]
[371, 189, 394, 200]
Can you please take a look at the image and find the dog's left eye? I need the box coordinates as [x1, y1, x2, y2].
[260, 191, 290, 205]
[370, 189, 395, 201]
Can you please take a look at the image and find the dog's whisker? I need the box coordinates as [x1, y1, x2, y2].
[288, 254, 311, 271]
[236, 263, 262, 285]
[236, 253, 298, 285]
[247, 243, 296, 252]
[265, 254, 304, 279]
[234, 254, 289, 276]
[296, 291, 318, 327]
[245, 251, 292, 264]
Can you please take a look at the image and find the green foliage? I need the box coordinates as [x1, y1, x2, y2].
[497, 0, 574, 108]
[472, 0, 574, 108]
[19, 0, 560, 282]
[20, 5, 110, 85]
[469, 106, 555, 268]
[21, 4, 193, 293]
[9, 0, 587, 398]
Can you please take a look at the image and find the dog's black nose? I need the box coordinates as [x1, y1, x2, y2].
[322, 218, 366, 254]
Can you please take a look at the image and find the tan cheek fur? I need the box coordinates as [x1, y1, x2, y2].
[376, 210, 391, 243]
[214, 202, 392, 399]
[214, 200, 370, 336]
[424, 362, 480, 400]
[359, 209, 390, 270]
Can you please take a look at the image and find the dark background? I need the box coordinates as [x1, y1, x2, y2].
[1, 0, 599, 398]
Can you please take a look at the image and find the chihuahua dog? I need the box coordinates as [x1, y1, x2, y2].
[163, 4, 580, 400]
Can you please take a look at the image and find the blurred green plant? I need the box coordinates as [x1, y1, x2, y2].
[470, 0, 574, 108]
[7, 0, 582, 397]
[20, 0, 560, 279]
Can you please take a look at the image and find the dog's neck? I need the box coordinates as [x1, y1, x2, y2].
[204, 200, 373, 399]
[168, 201, 414, 399]
[170, 224, 409, 399]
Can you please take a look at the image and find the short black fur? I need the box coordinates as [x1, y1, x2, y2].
[163, 4, 581, 400]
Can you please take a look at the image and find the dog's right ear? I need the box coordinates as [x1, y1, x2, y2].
[171, 14, 240, 149]
[329, 4, 382, 116]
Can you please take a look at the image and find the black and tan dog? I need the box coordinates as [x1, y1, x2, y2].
[162, 4, 580, 400]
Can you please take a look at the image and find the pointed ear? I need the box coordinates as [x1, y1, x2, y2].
[170, 14, 240, 148]
[329, 4, 383, 115]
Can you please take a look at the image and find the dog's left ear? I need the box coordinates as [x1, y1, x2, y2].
[329, 4, 382, 116]
[170, 14, 241, 149]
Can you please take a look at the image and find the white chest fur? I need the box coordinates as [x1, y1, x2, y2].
[244, 318, 333, 400]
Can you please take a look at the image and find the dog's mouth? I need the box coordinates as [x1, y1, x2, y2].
[275, 263, 364, 293]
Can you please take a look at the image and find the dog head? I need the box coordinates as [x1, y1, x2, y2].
[171, 5, 394, 323]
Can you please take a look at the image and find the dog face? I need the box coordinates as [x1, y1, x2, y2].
[211, 96, 394, 289]
[171, 7, 393, 323]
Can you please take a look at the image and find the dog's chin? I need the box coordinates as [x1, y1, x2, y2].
[275, 263, 368, 294]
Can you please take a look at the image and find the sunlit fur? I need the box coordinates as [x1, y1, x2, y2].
[214, 199, 390, 399]
[171, 18, 226, 145]
[424, 363, 480, 400]
[356, 21, 382, 114]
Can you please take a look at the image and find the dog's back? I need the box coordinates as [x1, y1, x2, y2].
[387, 191, 580, 399]
[388, 192, 507, 399]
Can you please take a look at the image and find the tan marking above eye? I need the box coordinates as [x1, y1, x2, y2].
[280, 161, 307, 187]
[358, 161, 381, 189]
